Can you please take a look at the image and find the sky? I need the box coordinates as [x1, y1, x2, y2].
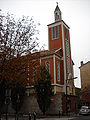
[0, 0, 90, 88]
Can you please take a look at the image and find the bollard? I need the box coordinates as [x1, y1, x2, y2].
[29, 112, 31, 120]
[33, 112, 36, 120]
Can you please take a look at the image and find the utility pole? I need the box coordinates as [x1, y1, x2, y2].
[66, 73, 77, 115]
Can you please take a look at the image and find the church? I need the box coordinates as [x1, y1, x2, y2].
[25, 3, 77, 114]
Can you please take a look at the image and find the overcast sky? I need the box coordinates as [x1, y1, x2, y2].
[0, 0, 90, 88]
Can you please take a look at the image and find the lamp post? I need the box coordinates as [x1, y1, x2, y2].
[5, 88, 11, 120]
[15, 94, 20, 120]
[66, 73, 77, 115]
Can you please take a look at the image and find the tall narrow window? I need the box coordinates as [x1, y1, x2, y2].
[52, 25, 59, 39]
[65, 28, 71, 74]
[27, 64, 30, 85]
[57, 60, 60, 81]
[56, 26, 59, 38]
[52, 27, 55, 39]
[65, 28, 68, 39]
[33, 64, 36, 81]
[45, 61, 50, 72]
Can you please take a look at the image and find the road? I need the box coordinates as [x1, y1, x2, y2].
[70, 115, 90, 120]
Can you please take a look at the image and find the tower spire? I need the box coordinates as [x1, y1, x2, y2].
[54, 2, 62, 22]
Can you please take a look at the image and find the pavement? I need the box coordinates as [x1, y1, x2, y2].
[36, 114, 77, 120]
[37, 117, 74, 120]
[1, 117, 74, 120]
[1, 114, 76, 120]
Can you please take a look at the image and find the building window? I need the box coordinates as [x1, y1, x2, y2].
[52, 25, 59, 39]
[45, 61, 50, 72]
[65, 28, 68, 39]
[65, 28, 71, 74]
[66, 39, 71, 74]
[33, 64, 36, 81]
[57, 60, 60, 81]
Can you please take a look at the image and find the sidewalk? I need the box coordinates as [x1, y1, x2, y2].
[36, 115, 75, 120]
[1, 114, 76, 120]
[37, 116, 74, 120]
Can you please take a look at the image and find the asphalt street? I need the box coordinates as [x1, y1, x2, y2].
[70, 115, 90, 120]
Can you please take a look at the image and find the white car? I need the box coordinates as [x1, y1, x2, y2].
[79, 106, 90, 115]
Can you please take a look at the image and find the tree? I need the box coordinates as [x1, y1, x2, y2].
[0, 10, 40, 57]
[0, 80, 5, 118]
[34, 66, 53, 115]
[0, 10, 40, 86]
[0, 10, 40, 116]
[11, 84, 25, 120]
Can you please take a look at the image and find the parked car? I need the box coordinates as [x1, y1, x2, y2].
[79, 106, 90, 115]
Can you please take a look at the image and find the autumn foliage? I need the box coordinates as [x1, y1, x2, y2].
[0, 10, 41, 114]
[0, 10, 40, 87]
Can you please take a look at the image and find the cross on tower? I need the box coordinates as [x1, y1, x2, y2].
[56, 2, 58, 5]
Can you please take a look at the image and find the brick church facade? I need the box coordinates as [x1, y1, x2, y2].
[23, 4, 77, 114]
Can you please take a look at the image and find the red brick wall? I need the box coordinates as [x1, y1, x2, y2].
[49, 25, 63, 51]
[62, 95, 77, 113]
[41, 56, 54, 84]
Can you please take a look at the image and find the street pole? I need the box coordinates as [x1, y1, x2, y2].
[66, 75, 77, 115]
[5, 88, 11, 120]
[15, 94, 20, 120]
[66, 79, 68, 115]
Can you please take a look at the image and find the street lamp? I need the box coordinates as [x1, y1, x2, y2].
[66, 73, 77, 115]
[5, 88, 11, 120]
[15, 94, 20, 120]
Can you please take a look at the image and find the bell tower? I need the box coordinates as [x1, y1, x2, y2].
[48, 3, 73, 81]
[48, 3, 63, 51]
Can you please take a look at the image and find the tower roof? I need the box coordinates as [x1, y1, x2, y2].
[54, 2, 61, 12]
[54, 2, 62, 21]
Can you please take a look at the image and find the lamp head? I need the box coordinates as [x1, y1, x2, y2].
[68, 73, 72, 80]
